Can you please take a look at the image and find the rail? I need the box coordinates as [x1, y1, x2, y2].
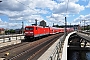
[77, 32, 90, 42]
[0, 34, 24, 43]
[78, 30, 90, 35]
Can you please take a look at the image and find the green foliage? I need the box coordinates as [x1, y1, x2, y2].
[5, 29, 15, 34]
[53, 24, 61, 28]
[10, 29, 15, 33]
[81, 25, 90, 30]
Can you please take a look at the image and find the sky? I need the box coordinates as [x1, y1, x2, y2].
[0, 0, 90, 29]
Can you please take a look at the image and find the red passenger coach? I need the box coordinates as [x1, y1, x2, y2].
[59, 28, 64, 33]
[49, 27, 55, 34]
[49, 27, 61, 34]
[44, 27, 49, 35]
[67, 28, 74, 32]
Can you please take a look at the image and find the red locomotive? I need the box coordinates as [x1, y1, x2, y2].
[25, 26, 49, 39]
[24, 26, 74, 39]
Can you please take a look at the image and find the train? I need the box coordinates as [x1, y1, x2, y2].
[24, 26, 74, 39]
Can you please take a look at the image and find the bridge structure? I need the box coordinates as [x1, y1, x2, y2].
[38, 31, 90, 60]
[0, 31, 90, 60]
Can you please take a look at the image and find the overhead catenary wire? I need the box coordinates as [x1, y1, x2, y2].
[15, 0, 38, 14]
[15, 0, 33, 10]
[9, 0, 36, 26]
[66, 0, 69, 14]
[15, 0, 41, 25]
[14, 0, 37, 17]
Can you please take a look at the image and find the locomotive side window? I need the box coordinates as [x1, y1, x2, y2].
[25, 28, 33, 30]
[36, 27, 38, 30]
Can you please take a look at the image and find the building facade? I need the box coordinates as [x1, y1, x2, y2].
[39, 20, 46, 27]
[0, 28, 5, 34]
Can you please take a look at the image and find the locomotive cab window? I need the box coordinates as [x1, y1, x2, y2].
[25, 28, 33, 30]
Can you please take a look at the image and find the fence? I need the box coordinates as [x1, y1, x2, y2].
[0, 34, 24, 43]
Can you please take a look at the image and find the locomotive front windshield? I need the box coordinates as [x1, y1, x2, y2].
[25, 27, 33, 30]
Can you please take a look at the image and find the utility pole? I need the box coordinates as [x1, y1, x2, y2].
[70, 23, 71, 28]
[82, 20, 87, 30]
[84, 20, 85, 30]
[80, 21, 81, 26]
[79, 21, 81, 30]
[53, 23, 54, 27]
[22, 21, 24, 34]
[65, 17, 67, 36]
[35, 19, 37, 26]
[86, 23, 88, 30]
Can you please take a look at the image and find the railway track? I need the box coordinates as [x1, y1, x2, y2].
[28, 33, 63, 60]
[0, 42, 29, 53]
[0, 33, 63, 60]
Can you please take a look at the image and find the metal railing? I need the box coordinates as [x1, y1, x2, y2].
[47, 35, 65, 60]
[47, 31, 77, 60]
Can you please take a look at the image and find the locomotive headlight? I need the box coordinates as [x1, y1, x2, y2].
[30, 32, 33, 33]
[25, 32, 28, 33]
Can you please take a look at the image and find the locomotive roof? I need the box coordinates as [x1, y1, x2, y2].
[25, 26, 43, 28]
